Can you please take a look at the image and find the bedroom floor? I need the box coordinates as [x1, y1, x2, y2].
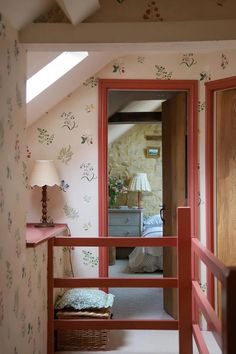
[56, 260, 221, 353]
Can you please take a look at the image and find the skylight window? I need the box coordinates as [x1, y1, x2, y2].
[26, 51, 88, 103]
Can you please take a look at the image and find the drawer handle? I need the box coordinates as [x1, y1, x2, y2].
[125, 218, 130, 224]
[124, 231, 130, 236]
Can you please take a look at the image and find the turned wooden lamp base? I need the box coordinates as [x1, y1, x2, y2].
[34, 185, 55, 228]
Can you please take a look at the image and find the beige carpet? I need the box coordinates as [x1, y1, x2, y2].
[56, 330, 221, 354]
[56, 260, 221, 354]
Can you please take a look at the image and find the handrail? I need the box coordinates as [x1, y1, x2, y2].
[192, 237, 236, 354]
[54, 236, 177, 247]
[192, 238, 227, 283]
[192, 281, 221, 347]
[47, 207, 192, 354]
[54, 277, 178, 288]
[54, 319, 179, 330]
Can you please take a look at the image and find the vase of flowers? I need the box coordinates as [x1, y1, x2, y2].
[108, 176, 128, 208]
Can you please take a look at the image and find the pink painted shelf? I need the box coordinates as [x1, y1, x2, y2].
[26, 223, 68, 247]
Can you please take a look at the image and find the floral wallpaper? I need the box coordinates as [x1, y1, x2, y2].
[0, 13, 49, 354]
[0, 14, 71, 354]
[27, 47, 236, 291]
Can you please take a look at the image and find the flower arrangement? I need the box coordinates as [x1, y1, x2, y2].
[108, 176, 128, 207]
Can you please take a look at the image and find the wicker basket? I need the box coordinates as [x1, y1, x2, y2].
[56, 308, 111, 351]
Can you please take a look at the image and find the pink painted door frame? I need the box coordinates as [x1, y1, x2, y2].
[98, 79, 199, 279]
[205, 76, 236, 308]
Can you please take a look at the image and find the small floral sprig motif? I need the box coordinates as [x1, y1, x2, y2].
[143, 1, 163, 21]
[200, 70, 211, 81]
[0, 186, 4, 213]
[61, 111, 79, 130]
[221, 53, 229, 69]
[22, 161, 29, 189]
[198, 191, 203, 206]
[0, 14, 6, 38]
[80, 162, 97, 182]
[82, 250, 98, 268]
[83, 195, 92, 203]
[0, 291, 4, 326]
[27, 274, 32, 298]
[7, 48, 11, 76]
[15, 134, 20, 162]
[112, 61, 125, 74]
[57, 145, 73, 165]
[6, 261, 13, 288]
[7, 97, 13, 129]
[198, 101, 205, 112]
[137, 56, 145, 64]
[81, 133, 93, 145]
[155, 65, 172, 80]
[7, 165, 12, 180]
[8, 211, 12, 232]
[0, 121, 4, 149]
[85, 104, 95, 113]
[26, 145, 31, 158]
[15, 229, 22, 258]
[13, 289, 19, 318]
[83, 76, 98, 88]
[27, 322, 33, 341]
[14, 40, 19, 60]
[60, 179, 69, 192]
[37, 128, 54, 145]
[63, 203, 79, 220]
[16, 83, 22, 107]
[83, 222, 92, 231]
[20, 309, 26, 337]
[21, 266, 26, 279]
[180, 53, 197, 67]
[200, 282, 207, 292]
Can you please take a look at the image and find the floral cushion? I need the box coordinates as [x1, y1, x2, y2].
[55, 289, 114, 311]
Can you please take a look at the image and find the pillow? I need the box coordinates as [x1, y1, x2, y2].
[55, 289, 114, 311]
[144, 214, 163, 227]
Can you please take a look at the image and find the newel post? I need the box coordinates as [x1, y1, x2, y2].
[178, 207, 193, 354]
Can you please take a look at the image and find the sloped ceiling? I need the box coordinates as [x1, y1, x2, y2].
[26, 51, 118, 127]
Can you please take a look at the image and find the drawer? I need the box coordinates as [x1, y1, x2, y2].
[108, 226, 140, 237]
[109, 213, 140, 226]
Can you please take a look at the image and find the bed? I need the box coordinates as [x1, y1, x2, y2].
[128, 214, 163, 273]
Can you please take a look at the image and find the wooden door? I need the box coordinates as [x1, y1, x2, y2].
[162, 92, 187, 319]
[216, 89, 236, 317]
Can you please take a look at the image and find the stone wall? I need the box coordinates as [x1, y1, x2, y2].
[108, 123, 162, 217]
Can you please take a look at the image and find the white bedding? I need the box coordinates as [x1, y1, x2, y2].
[128, 225, 163, 273]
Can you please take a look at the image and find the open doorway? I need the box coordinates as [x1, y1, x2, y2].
[98, 79, 198, 320]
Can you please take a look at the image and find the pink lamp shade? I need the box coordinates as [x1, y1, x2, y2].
[129, 173, 151, 208]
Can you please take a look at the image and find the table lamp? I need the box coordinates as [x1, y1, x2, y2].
[129, 173, 151, 208]
[30, 160, 60, 227]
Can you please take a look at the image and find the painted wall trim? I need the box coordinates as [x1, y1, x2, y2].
[98, 79, 199, 281]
